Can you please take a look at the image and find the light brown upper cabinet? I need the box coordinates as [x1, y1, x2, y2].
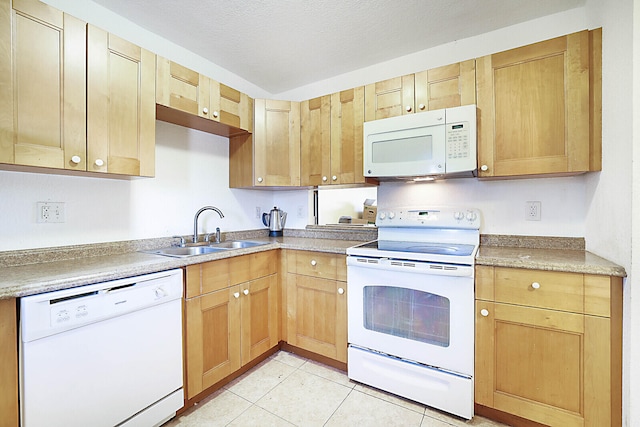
[476, 29, 602, 178]
[87, 26, 156, 176]
[329, 87, 366, 185]
[300, 88, 366, 187]
[364, 74, 415, 121]
[229, 99, 300, 188]
[212, 81, 254, 132]
[156, 57, 208, 118]
[300, 96, 331, 186]
[0, 0, 87, 170]
[414, 59, 476, 111]
[156, 57, 253, 135]
[364, 61, 476, 122]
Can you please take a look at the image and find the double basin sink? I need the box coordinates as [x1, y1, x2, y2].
[145, 240, 268, 258]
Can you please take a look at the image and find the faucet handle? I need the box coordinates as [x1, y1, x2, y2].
[172, 235, 186, 247]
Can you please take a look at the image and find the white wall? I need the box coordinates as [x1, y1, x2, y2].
[0, 122, 275, 251]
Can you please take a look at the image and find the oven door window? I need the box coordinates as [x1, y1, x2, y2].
[363, 286, 450, 347]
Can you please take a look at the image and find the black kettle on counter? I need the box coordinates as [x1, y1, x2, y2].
[262, 206, 287, 236]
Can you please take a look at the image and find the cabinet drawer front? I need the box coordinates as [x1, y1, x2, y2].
[494, 267, 583, 313]
[288, 250, 340, 280]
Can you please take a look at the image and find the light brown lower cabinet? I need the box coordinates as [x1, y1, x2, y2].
[285, 250, 347, 363]
[475, 266, 622, 427]
[0, 298, 18, 427]
[184, 251, 279, 399]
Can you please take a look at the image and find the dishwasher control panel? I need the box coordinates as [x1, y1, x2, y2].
[21, 269, 183, 342]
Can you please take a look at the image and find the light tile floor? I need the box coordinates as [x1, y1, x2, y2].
[165, 351, 510, 427]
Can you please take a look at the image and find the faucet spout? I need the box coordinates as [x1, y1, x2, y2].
[193, 206, 224, 243]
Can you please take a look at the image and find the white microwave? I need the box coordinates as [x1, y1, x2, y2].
[363, 104, 477, 179]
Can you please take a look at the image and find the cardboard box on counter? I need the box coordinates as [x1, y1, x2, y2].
[363, 199, 377, 224]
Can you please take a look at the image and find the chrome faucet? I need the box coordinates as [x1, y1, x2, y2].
[193, 206, 224, 243]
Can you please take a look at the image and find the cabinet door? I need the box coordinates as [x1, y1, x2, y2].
[254, 99, 300, 186]
[300, 96, 331, 186]
[330, 87, 365, 185]
[364, 74, 414, 121]
[87, 26, 155, 176]
[414, 60, 476, 111]
[476, 31, 591, 177]
[475, 301, 611, 426]
[0, 0, 86, 170]
[240, 274, 278, 365]
[286, 273, 347, 363]
[0, 298, 18, 427]
[210, 81, 253, 132]
[156, 57, 208, 118]
[185, 286, 241, 399]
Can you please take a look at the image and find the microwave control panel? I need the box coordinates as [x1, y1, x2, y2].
[446, 122, 470, 159]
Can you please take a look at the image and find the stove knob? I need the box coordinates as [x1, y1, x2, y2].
[454, 211, 465, 220]
[379, 212, 386, 220]
[388, 212, 395, 219]
[466, 211, 477, 222]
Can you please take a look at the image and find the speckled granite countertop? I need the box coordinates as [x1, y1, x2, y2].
[0, 230, 625, 300]
[0, 229, 373, 300]
[476, 234, 626, 277]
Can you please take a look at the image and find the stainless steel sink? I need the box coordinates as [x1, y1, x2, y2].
[143, 240, 268, 258]
[208, 240, 267, 249]
[144, 246, 228, 258]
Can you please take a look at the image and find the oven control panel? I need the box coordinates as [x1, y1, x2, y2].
[376, 206, 481, 229]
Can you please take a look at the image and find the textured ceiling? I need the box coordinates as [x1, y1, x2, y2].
[91, 0, 585, 95]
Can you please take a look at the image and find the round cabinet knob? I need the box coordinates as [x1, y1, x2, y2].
[480, 309, 489, 317]
[257, 177, 263, 183]
[71, 155, 81, 164]
[310, 260, 317, 266]
[234, 292, 240, 299]
[322, 176, 328, 182]
[531, 282, 541, 289]
[243, 289, 249, 296]
[338, 288, 345, 295]
[213, 111, 219, 118]
[405, 105, 412, 112]
[332, 175, 337, 181]
[418, 103, 426, 111]
[94, 159, 104, 167]
[480, 164, 489, 172]
[202, 107, 209, 115]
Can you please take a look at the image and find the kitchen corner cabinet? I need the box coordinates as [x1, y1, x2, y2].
[285, 250, 347, 363]
[0, 0, 86, 170]
[87, 26, 155, 176]
[156, 58, 253, 134]
[229, 99, 300, 188]
[476, 29, 602, 178]
[0, 298, 18, 427]
[475, 266, 622, 427]
[184, 251, 278, 399]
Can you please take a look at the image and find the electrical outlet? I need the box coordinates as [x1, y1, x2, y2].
[37, 202, 65, 223]
[525, 201, 541, 221]
[255, 206, 261, 219]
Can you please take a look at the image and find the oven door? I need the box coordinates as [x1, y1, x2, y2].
[347, 256, 474, 376]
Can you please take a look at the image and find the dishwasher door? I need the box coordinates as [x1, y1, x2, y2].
[20, 269, 184, 427]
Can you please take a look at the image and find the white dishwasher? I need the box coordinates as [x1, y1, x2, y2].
[19, 268, 184, 427]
